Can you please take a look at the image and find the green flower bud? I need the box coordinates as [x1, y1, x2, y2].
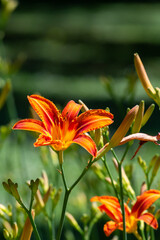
[66, 212, 83, 234]
[132, 100, 144, 133]
[141, 104, 155, 128]
[137, 156, 147, 174]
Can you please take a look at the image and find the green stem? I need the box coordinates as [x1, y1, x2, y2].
[28, 211, 41, 240]
[102, 156, 119, 200]
[56, 189, 70, 240]
[56, 154, 93, 240]
[150, 228, 155, 240]
[70, 157, 92, 191]
[83, 212, 102, 240]
[111, 149, 127, 240]
[121, 143, 130, 163]
[21, 202, 41, 240]
[140, 228, 146, 240]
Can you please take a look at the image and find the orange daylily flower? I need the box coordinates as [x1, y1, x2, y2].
[13, 95, 113, 157]
[91, 190, 160, 237]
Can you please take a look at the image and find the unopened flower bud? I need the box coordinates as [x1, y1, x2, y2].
[29, 179, 39, 196]
[150, 156, 160, 185]
[40, 170, 49, 193]
[34, 190, 44, 214]
[97, 105, 139, 158]
[134, 53, 155, 98]
[148, 155, 159, 173]
[92, 163, 105, 180]
[52, 188, 62, 211]
[0, 80, 11, 110]
[3, 228, 10, 239]
[12, 222, 18, 238]
[141, 104, 155, 128]
[81, 213, 90, 225]
[0, 204, 12, 217]
[20, 210, 35, 240]
[134, 53, 160, 107]
[155, 209, 160, 220]
[94, 129, 102, 147]
[109, 105, 139, 149]
[140, 182, 147, 195]
[66, 212, 83, 234]
[3, 179, 22, 204]
[105, 177, 117, 187]
[137, 156, 147, 173]
[132, 100, 144, 133]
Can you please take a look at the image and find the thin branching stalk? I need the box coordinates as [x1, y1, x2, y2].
[21, 202, 41, 240]
[56, 153, 93, 240]
[111, 149, 127, 240]
[102, 156, 119, 200]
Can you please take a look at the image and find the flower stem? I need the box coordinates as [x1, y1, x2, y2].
[111, 149, 127, 240]
[56, 189, 70, 240]
[102, 156, 119, 200]
[56, 153, 93, 240]
[28, 211, 41, 240]
[21, 202, 41, 240]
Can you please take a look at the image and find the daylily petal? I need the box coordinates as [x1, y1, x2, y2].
[91, 196, 122, 222]
[34, 134, 52, 147]
[131, 190, 160, 217]
[73, 134, 97, 157]
[28, 95, 59, 134]
[12, 119, 46, 134]
[62, 100, 82, 120]
[103, 221, 118, 237]
[138, 213, 158, 229]
[76, 109, 113, 135]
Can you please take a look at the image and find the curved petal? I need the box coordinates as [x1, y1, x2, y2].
[62, 100, 82, 120]
[103, 221, 118, 237]
[76, 109, 113, 135]
[138, 213, 158, 229]
[12, 119, 46, 134]
[91, 196, 122, 222]
[34, 134, 52, 147]
[73, 134, 97, 157]
[28, 95, 59, 134]
[131, 190, 160, 218]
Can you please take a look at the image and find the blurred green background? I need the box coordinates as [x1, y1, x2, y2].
[0, 1, 160, 239]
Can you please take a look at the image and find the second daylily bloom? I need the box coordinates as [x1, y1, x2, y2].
[91, 190, 160, 239]
[13, 95, 113, 157]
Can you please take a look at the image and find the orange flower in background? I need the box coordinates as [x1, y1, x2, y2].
[13, 95, 113, 157]
[91, 190, 160, 237]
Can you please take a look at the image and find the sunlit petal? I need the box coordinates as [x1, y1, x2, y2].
[103, 221, 118, 237]
[131, 190, 160, 217]
[62, 100, 82, 120]
[13, 119, 46, 134]
[138, 213, 158, 229]
[91, 196, 122, 222]
[76, 109, 113, 135]
[73, 134, 97, 157]
[28, 95, 59, 133]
